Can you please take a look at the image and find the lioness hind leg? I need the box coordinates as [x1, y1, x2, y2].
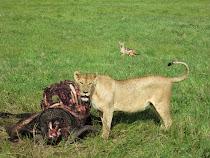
[152, 103, 172, 131]
[150, 103, 162, 121]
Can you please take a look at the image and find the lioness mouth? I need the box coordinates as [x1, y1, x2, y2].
[81, 96, 89, 102]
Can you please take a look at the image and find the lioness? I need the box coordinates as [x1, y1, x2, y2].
[74, 62, 189, 139]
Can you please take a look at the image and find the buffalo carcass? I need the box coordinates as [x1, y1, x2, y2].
[1, 80, 98, 144]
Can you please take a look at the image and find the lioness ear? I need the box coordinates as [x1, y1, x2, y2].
[74, 71, 81, 81]
[94, 72, 98, 81]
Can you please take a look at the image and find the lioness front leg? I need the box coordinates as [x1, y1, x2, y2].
[99, 110, 113, 139]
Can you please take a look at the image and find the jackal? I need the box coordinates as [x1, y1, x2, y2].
[119, 42, 139, 56]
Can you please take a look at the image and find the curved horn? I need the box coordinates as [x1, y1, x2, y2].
[72, 125, 99, 138]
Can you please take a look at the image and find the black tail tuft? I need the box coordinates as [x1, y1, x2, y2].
[168, 62, 173, 66]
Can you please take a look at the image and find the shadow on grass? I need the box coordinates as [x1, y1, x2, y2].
[91, 109, 161, 128]
[112, 109, 160, 127]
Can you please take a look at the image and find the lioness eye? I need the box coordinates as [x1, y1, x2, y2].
[80, 82, 83, 85]
[89, 83, 92, 85]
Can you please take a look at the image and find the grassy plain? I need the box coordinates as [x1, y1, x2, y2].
[0, 0, 209, 157]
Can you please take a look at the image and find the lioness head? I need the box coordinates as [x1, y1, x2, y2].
[74, 71, 97, 102]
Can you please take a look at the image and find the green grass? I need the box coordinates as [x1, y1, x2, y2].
[0, 0, 209, 157]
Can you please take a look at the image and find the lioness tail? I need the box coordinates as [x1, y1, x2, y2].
[168, 61, 189, 83]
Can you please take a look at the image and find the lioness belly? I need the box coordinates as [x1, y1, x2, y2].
[114, 101, 149, 113]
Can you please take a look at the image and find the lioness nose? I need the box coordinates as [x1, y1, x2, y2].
[83, 91, 88, 94]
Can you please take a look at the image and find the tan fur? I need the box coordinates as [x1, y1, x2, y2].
[74, 62, 189, 139]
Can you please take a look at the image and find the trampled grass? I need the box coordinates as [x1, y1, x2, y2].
[0, 0, 209, 157]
